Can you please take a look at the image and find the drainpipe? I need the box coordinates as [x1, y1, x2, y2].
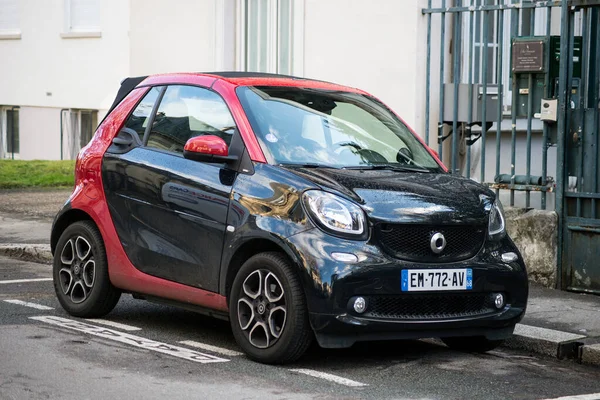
[9, 106, 19, 160]
[60, 109, 68, 160]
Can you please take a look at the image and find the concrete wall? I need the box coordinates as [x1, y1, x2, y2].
[506, 207, 558, 288]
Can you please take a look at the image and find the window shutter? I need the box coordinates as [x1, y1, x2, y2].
[69, 0, 100, 31]
[0, 0, 19, 32]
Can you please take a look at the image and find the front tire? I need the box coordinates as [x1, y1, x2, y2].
[229, 252, 312, 364]
[53, 221, 121, 317]
[441, 336, 504, 353]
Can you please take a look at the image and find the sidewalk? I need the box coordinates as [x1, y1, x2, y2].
[0, 188, 65, 262]
[1, 189, 599, 366]
[508, 283, 600, 365]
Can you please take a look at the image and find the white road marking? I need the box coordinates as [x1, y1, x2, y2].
[289, 368, 368, 387]
[179, 340, 244, 357]
[539, 394, 600, 400]
[0, 278, 52, 284]
[86, 319, 141, 331]
[4, 299, 54, 310]
[31, 316, 229, 364]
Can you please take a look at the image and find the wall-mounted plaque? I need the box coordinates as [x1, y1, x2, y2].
[512, 39, 545, 73]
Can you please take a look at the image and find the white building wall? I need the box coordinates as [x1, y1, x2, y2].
[302, 0, 426, 132]
[129, 0, 224, 76]
[19, 107, 61, 160]
[0, 0, 130, 111]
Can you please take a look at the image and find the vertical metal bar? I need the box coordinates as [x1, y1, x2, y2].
[480, 8, 489, 183]
[527, 4, 536, 207]
[467, 4, 475, 179]
[530, 3, 536, 34]
[576, 9, 589, 217]
[510, 2, 519, 206]
[438, 0, 447, 163]
[425, 0, 432, 146]
[495, 4, 504, 197]
[525, 73, 533, 207]
[555, 0, 572, 290]
[451, 1, 462, 173]
[541, 6, 552, 210]
[593, 8, 600, 219]
[567, 11, 577, 217]
[580, 10, 589, 111]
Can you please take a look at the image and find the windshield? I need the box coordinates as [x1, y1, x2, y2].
[236, 86, 442, 171]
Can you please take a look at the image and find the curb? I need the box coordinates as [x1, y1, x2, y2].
[581, 344, 600, 366]
[0, 243, 52, 264]
[505, 324, 590, 362]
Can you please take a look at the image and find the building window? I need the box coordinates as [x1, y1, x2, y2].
[0, 0, 20, 39]
[64, 0, 100, 33]
[79, 110, 97, 148]
[238, 0, 294, 75]
[61, 109, 98, 159]
[5, 108, 19, 156]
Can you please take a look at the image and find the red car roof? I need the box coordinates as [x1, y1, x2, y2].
[139, 72, 368, 94]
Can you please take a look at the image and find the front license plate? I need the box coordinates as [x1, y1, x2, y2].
[401, 269, 473, 291]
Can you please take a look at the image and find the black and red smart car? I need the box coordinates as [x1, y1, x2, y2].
[51, 72, 528, 364]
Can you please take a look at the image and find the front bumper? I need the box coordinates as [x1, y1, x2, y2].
[285, 228, 528, 348]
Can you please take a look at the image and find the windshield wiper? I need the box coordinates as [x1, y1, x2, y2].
[344, 164, 431, 173]
[278, 163, 340, 169]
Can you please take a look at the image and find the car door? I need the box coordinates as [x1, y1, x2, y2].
[102, 84, 241, 292]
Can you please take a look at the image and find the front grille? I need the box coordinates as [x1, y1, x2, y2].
[376, 224, 486, 262]
[364, 293, 496, 320]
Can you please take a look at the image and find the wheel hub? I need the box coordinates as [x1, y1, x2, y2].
[257, 301, 267, 315]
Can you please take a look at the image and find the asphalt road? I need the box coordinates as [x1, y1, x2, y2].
[1, 255, 600, 400]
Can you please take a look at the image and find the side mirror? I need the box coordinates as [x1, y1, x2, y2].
[183, 135, 238, 163]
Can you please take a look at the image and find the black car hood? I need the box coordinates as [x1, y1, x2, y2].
[286, 167, 494, 225]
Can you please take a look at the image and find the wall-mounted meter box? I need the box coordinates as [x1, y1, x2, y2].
[442, 83, 499, 124]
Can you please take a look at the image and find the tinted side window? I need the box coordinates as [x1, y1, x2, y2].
[122, 86, 162, 138]
[146, 85, 236, 154]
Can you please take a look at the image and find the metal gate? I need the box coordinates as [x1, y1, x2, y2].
[556, 1, 600, 293]
[422, 0, 600, 293]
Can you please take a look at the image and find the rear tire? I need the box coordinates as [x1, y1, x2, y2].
[229, 252, 313, 364]
[441, 336, 504, 353]
[53, 221, 121, 317]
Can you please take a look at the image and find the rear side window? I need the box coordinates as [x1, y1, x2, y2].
[145, 85, 236, 154]
[122, 86, 162, 138]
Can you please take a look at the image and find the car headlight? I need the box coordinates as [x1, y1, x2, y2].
[488, 200, 506, 240]
[302, 190, 366, 238]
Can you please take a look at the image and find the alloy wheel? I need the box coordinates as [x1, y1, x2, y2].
[58, 236, 96, 304]
[237, 269, 287, 349]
